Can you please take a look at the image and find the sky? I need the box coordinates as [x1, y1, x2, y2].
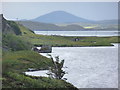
[1, 0, 120, 2]
[2, 2, 118, 21]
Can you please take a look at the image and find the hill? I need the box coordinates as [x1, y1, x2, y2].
[19, 20, 118, 31]
[2, 14, 33, 51]
[31, 11, 117, 25]
[19, 21, 84, 31]
[31, 11, 94, 23]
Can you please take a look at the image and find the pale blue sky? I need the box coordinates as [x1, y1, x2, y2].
[3, 2, 118, 21]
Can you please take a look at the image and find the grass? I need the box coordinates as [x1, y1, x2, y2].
[3, 51, 53, 72]
[4, 72, 75, 88]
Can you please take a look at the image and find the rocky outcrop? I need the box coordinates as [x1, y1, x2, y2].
[1, 14, 21, 35]
[1, 14, 13, 34]
[33, 45, 52, 53]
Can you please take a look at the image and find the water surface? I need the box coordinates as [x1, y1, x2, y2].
[34, 30, 119, 36]
[26, 44, 118, 88]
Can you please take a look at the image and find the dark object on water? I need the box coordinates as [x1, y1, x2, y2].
[32, 45, 52, 53]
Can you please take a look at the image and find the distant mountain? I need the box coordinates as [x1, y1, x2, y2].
[19, 11, 118, 30]
[31, 11, 94, 23]
[19, 21, 85, 31]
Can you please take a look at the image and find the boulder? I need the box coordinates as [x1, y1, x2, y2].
[32, 45, 52, 53]
[39, 45, 52, 53]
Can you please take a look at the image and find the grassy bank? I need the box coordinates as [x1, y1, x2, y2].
[2, 50, 77, 89]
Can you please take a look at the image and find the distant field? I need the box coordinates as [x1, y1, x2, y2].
[56, 22, 118, 30]
[84, 26, 98, 29]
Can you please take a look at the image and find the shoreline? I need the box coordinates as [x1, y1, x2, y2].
[34, 30, 119, 31]
[34, 44, 117, 47]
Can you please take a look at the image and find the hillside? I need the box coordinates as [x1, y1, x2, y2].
[56, 22, 118, 30]
[2, 14, 21, 35]
[2, 15, 78, 89]
[2, 15, 33, 51]
[19, 20, 118, 31]
[19, 21, 84, 31]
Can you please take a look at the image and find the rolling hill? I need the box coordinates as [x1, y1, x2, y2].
[19, 21, 85, 31]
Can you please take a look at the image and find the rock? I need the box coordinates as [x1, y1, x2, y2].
[32, 47, 39, 52]
[39, 45, 52, 53]
[32, 45, 52, 53]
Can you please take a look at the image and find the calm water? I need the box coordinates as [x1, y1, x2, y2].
[26, 44, 118, 88]
[34, 30, 119, 36]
